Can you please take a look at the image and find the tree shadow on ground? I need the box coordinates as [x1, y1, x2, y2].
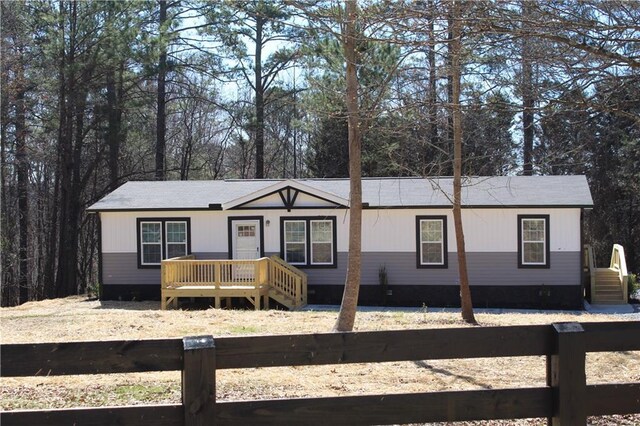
[89, 299, 160, 311]
[89, 298, 261, 311]
[413, 360, 493, 390]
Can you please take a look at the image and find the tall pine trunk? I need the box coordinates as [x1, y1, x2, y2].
[521, 0, 534, 175]
[445, 20, 454, 176]
[450, 0, 476, 324]
[106, 65, 123, 190]
[55, 0, 79, 298]
[254, 15, 265, 179]
[427, 0, 438, 158]
[16, 52, 29, 304]
[334, 0, 362, 332]
[155, 0, 167, 181]
[0, 38, 11, 305]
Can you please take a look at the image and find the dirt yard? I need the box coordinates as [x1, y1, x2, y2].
[1, 296, 639, 425]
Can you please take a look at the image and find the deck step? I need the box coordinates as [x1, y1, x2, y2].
[593, 265, 623, 306]
[596, 290, 623, 295]
[268, 288, 303, 310]
[592, 300, 626, 305]
[595, 285, 622, 291]
[593, 293, 624, 298]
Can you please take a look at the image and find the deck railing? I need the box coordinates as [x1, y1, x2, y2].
[2, 321, 639, 425]
[161, 255, 305, 309]
[269, 255, 308, 306]
[610, 244, 629, 303]
[162, 257, 269, 288]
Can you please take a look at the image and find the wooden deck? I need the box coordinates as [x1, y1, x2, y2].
[585, 244, 629, 304]
[161, 255, 307, 310]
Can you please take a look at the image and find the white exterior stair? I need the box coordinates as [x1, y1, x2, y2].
[592, 268, 625, 304]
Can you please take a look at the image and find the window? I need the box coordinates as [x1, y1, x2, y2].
[166, 221, 188, 259]
[311, 220, 333, 264]
[281, 216, 337, 267]
[137, 218, 190, 267]
[518, 215, 550, 268]
[140, 222, 162, 265]
[416, 216, 448, 268]
[237, 225, 255, 237]
[284, 221, 306, 264]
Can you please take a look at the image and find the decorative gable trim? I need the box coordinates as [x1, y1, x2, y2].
[278, 187, 299, 210]
[222, 180, 349, 211]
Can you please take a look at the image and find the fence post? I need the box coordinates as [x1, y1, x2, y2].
[549, 322, 586, 425]
[183, 335, 216, 426]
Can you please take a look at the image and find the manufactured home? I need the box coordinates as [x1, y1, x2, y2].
[87, 175, 598, 310]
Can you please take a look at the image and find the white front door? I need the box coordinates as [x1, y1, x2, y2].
[232, 220, 260, 281]
[233, 221, 260, 260]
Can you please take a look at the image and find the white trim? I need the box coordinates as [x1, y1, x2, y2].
[165, 221, 188, 259]
[283, 220, 307, 265]
[310, 219, 333, 265]
[222, 179, 349, 210]
[140, 221, 162, 265]
[419, 219, 444, 266]
[521, 218, 547, 265]
[232, 220, 261, 260]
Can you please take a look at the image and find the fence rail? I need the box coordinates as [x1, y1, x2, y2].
[1, 321, 639, 425]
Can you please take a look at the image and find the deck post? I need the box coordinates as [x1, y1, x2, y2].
[549, 322, 586, 425]
[214, 263, 221, 288]
[182, 335, 216, 426]
[161, 260, 167, 310]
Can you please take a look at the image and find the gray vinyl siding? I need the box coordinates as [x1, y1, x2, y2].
[301, 251, 579, 287]
[102, 252, 226, 285]
[361, 251, 580, 287]
[104, 251, 580, 287]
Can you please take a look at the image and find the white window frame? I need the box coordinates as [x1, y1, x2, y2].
[310, 219, 334, 265]
[419, 218, 445, 266]
[165, 221, 188, 260]
[140, 221, 162, 266]
[283, 220, 307, 265]
[138, 218, 190, 268]
[520, 218, 547, 266]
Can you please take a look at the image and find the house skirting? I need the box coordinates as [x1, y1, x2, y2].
[101, 283, 583, 310]
[101, 284, 161, 301]
[308, 284, 584, 310]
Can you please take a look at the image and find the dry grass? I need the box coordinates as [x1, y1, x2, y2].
[1, 296, 639, 425]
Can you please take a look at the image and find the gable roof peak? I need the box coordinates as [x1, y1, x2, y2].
[221, 179, 350, 210]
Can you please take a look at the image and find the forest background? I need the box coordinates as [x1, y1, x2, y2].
[1, 0, 638, 305]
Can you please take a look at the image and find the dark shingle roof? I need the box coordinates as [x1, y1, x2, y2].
[87, 175, 593, 211]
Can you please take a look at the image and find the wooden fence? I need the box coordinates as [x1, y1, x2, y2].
[1, 321, 639, 425]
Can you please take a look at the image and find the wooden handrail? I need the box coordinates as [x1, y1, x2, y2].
[583, 244, 595, 271]
[610, 244, 629, 303]
[270, 255, 308, 278]
[268, 256, 306, 306]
